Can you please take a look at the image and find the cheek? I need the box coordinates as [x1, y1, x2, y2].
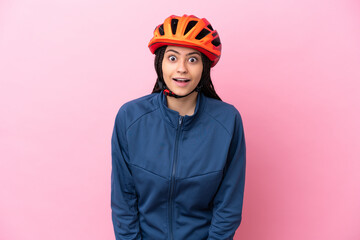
[194, 66, 203, 81]
[162, 62, 173, 79]
[161, 63, 169, 80]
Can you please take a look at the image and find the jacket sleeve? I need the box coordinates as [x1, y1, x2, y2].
[207, 110, 246, 240]
[111, 108, 142, 240]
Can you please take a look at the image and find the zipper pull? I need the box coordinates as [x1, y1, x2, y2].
[179, 116, 183, 125]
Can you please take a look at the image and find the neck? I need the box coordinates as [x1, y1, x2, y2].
[166, 91, 198, 116]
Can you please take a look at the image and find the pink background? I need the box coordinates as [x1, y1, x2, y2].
[1, 0, 359, 239]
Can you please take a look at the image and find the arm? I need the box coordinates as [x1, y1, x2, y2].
[208, 110, 246, 240]
[111, 108, 142, 240]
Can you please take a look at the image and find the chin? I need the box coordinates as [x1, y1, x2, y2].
[174, 89, 197, 96]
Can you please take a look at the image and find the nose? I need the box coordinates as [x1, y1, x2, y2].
[176, 59, 188, 74]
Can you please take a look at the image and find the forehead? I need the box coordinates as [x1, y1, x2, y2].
[165, 45, 201, 54]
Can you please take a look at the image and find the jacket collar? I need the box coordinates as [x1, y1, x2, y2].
[158, 89, 205, 129]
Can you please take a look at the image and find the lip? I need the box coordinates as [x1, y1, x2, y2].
[172, 78, 190, 87]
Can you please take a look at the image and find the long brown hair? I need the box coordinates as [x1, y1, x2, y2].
[151, 46, 222, 101]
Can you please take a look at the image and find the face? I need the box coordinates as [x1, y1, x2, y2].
[162, 45, 203, 96]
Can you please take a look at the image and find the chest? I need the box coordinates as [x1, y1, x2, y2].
[126, 118, 232, 179]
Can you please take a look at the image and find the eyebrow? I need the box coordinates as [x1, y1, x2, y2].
[165, 49, 201, 56]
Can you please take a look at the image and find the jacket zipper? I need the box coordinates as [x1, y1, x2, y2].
[169, 115, 183, 240]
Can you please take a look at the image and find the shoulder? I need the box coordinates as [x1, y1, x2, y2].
[119, 92, 158, 112]
[115, 92, 160, 129]
[203, 96, 244, 134]
[204, 97, 240, 116]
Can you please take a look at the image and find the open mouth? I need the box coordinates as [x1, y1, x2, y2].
[173, 78, 190, 82]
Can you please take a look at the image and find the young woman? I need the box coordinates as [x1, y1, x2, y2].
[111, 14, 246, 240]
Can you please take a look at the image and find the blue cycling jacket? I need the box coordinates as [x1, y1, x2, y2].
[111, 90, 246, 240]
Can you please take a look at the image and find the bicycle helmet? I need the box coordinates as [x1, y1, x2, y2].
[148, 14, 222, 67]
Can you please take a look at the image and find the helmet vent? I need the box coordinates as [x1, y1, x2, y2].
[207, 24, 214, 31]
[211, 37, 221, 47]
[159, 24, 165, 35]
[184, 21, 198, 35]
[171, 19, 179, 35]
[195, 28, 211, 40]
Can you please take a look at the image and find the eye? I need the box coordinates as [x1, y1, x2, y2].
[189, 57, 198, 63]
[169, 55, 177, 61]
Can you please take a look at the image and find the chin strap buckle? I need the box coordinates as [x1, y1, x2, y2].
[163, 89, 175, 96]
